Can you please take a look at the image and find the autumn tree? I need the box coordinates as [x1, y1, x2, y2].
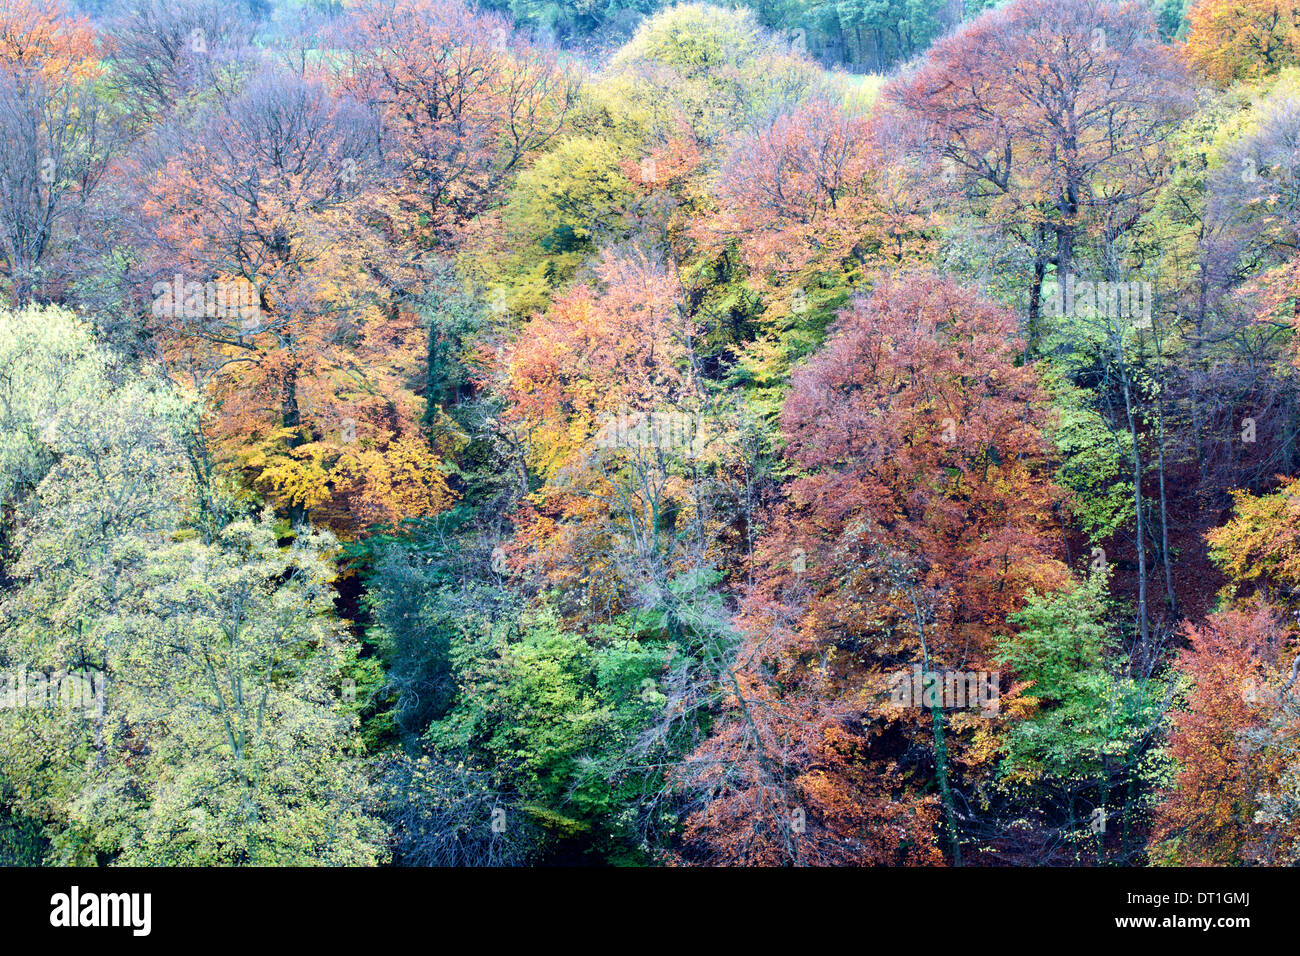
[886, 0, 1192, 341]
[132, 67, 452, 534]
[105, 0, 254, 130]
[695, 95, 935, 411]
[706, 96, 929, 289]
[503, 248, 723, 618]
[0, 305, 108, 519]
[606, 3, 819, 145]
[331, 0, 577, 248]
[1151, 604, 1296, 864]
[1208, 477, 1300, 602]
[676, 275, 1069, 865]
[1211, 81, 1300, 345]
[1183, 0, 1300, 86]
[0, 0, 97, 80]
[1148, 481, 1300, 864]
[672, 590, 946, 865]
[0, 0, 115, 305]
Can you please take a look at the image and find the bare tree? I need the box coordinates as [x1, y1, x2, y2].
[0, 68, 118, 305]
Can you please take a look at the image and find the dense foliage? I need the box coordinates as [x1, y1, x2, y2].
[3, 0, 1300, 867]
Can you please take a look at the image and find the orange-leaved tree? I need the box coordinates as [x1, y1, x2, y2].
[0, 0, 110, 304]
[502, 248, 721, 618]
[1183, 0, 1300, 86]
[134, 68, 452, 534]
[0, 0, 98, 81]
[1150, 480, 1300, 863]
[674, 274, 1069, 865]
[330, 0, 576, 249]
[702, 97, 929, 287]
[1152, 603, 1296, 864]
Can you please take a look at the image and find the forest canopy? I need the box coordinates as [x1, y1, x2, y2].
[2, 0, 1299, 869]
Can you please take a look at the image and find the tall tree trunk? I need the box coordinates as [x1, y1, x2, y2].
[1152, 325, 1177, 616]
[281, 365, 307, 527]
[930, 705, 962, 866]
[911, 591, 962, 866]
[1028, 247, 1046, 353]
[1120, 367, 1150, 648]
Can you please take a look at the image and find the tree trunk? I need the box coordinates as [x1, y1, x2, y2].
[1120, 368, 1150, 648]
[281, 366, 307, 527]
